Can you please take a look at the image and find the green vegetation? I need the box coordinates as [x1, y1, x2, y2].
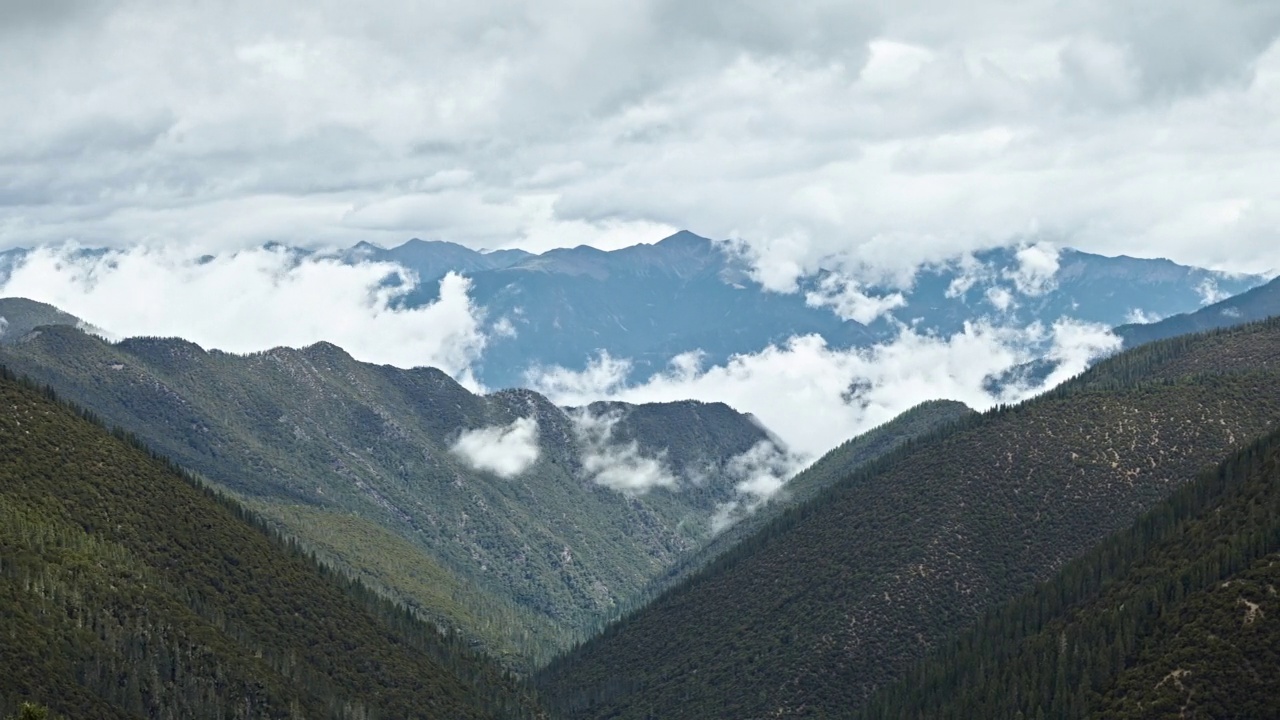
[863, 425, 1280, 719]
[620, 399, 975, 617]
[0, 312, 775, 665]
[539, 317, 1280, 719]
[0, 367, 543, 719]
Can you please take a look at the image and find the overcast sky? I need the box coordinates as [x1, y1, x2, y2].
[2, 0, 1279, 277]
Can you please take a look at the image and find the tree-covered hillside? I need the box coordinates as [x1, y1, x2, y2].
[0, 367, 542, 720]
[863, 424, 1280, 719]
[0, 315, 775, 665]
[538, 318, 1280, 719]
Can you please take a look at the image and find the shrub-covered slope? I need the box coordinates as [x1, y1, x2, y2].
[539, 318, 1280, 719]
[863, 424, 1280, 719]
[0, 321, 776, 664]
[0, 367, 542, 720]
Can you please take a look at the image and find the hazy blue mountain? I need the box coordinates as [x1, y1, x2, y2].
[0, 235, 1262, 389]
[1115, 273, 1280, 348]
[371, 232, 1264, 388]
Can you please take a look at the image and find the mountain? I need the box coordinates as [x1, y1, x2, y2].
[0, 366, 542, 719]
[381, 234, 1265, 388]
[1116, 273, 1280, 349]
[863, 422, 1280, 719]
[0, 298, 86, 342]
[538, 317, 1280, 719]
[3, 236, 1260, 390]
[0, 308, 782, 665]
[625, 399, 976, 613]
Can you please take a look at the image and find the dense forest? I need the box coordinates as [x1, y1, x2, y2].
[0, 366, 544, 719]
[0, 310, 776, 665]
[539, 318, 1280, 719]
[863, 423, 1280, 718]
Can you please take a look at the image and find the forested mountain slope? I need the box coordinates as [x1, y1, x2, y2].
[0, 367, 542, 720]
[629, 400, 975, 613]
[863, 423, 1280, 719]
[539, 318, 1280, 719]
[0, 316, 775, 665]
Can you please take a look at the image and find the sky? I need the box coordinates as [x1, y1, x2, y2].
[1, 0, 1279, 488]
[2, 0, 1279, 278]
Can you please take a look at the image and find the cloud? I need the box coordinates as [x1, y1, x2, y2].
[1197, 278, 1231, 305]
[571, 409, 678, 494]
[451, 416, 540, 478]
[1004, 242, 1061, 296]
[0, 316, 7, 340]
[804, 274, 907, 324]
[531, 319, 1120, 459]
[0, 245, 489, 387]
[1, 0, 1278, 282]
[710, 440, 805, 533]
[1124, 308, 1162, 324]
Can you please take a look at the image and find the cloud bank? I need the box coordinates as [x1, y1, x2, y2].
[451, 416, 540, 477]
[0, 245, 490, 387]
[1, 0, 1278, 282]
[531, 318, 1121, 459]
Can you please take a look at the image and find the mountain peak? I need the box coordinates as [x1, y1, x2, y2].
[656, 230, 712, 248]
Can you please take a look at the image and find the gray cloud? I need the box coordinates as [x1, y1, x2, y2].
[0, 0, 1276, 281]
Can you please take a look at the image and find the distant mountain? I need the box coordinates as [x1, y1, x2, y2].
[2, 235, 1261, 389]
[538, 318, 1280, 719]
[1116, 273, 1280, 348]
[0, 367, 542, 719]
[380, 233, 1264, 387]
[0, 298, 86, 341]
[0, 306, 781, 665]
[864, 420, 1280, 719]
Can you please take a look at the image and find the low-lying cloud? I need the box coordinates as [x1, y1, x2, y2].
[0, 245, 490, 388]
[710, 440, 805, 533]
[531, 318, 1122, 459]
[451, 416, 540, 478]
[571, 409, 679, 495]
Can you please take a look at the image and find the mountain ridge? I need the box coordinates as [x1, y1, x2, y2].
[539, 317, 1280, 718]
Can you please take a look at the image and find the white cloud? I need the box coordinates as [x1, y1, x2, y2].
[986, 286, 1016, 312]
[530, 319, 1121, 459]
[1197, 278, 1231, 305]
[710, 439, 805, 533]
[1, 0, 1278, 281]
[451, 416, 540, 478]
[1124, 308, 1162, 324]
[0, 245, 490, 388]
[571, 409, 678, 494]
[0, 316, 8, 340]
[1004, 242, 1061, 296]
[804, 274, 907, 324]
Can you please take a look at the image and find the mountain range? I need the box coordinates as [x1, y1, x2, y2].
[3, 236, 1280, 719]
[538, 316, 1280, 718]
[0, 367, 542, 719]
[0, 234, 1266, 389]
